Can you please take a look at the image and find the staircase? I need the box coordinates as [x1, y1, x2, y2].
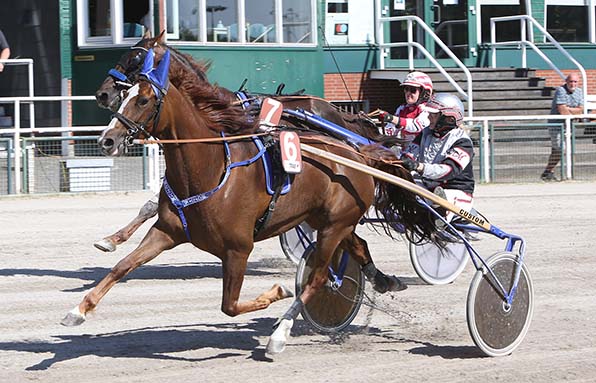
[369, 67, 554, 117]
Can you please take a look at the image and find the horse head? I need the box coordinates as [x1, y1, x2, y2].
[98, 48, 171, 156]
[95, 31, 212, 112]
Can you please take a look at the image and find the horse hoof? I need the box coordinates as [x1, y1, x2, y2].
[278, 284, 294, 299]
[373, 274, 407, 293]
[61, 307, 86, 326]
[266, 318, 293, 355]
[388, 275, 407, 292]
[94, 238, 116, 252]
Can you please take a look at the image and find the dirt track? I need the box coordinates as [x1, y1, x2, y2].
[1, 182, 596, 382]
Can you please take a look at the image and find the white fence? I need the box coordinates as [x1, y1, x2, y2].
[0, 94, 595, 195]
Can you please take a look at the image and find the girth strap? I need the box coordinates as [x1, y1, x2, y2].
[163, 134, 267, 242]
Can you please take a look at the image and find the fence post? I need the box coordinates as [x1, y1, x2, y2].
[482, 119, 490, 182]
[147, 144, 161, 193]
[565, 117, 572, 179]
[13, 100, 21, 194]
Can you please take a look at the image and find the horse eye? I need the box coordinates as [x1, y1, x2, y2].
[131, 54, 142, 66]
[137, 97, 150, 107]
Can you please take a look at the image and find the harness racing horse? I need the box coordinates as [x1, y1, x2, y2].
[62, 48, 437, 355]
[93, 32, 385, 253]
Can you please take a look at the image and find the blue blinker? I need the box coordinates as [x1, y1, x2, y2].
[139, 48, 170, 97]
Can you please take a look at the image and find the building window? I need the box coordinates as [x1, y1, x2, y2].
[88, 0, 111, 38]
[479, 3, 524, 43]
[77, 0, 152, 47]
[546, 4, 589, 42]
[166, 0, 316, 45]
[283, 0, 313, 43]
[246, 0, 275, 43]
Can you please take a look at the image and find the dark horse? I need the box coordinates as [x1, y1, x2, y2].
[62, 47, 436, 354]
[93, 32, 385, 253]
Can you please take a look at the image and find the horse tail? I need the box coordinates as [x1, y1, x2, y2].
[359, 144, 439, 245]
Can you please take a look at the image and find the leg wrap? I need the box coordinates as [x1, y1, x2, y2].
[139, 198, 159, 218]
[362, 262, 378, 281]
[282, 298, 304, 321]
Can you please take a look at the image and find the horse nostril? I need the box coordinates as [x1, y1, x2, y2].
[101, 138, 114, 151]
[96, 91, 108, 105]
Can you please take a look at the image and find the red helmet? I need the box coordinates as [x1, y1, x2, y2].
[401, 71, 433, 93]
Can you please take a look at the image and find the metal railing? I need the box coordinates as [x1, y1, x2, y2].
[464, 113, 596, 182]
[0, 58, 36, 130]
[490, 15, 588, 114]
[0, 95, 98, 194]
[0, 92, 595, 195]
[374, 8, 473, 117]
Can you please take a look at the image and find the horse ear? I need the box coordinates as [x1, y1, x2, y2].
[157, 30, 166, 44]
[143, 29, 152, 39]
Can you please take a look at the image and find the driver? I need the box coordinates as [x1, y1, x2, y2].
[378, 71, 434, 144]
[399, 93, 475, 222]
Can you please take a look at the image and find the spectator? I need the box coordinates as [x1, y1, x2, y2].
[401, 93, 475, 223]
[378, 71, 433, 145]
[0, 29, 10, 72]
[542, 73, 583, 182]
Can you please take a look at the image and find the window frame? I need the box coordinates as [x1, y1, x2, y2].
[77, 0, 154, 48]
[544, 0, 596, 43]
[165, 0, 317, 47]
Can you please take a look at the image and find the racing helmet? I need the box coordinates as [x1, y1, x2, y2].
[424, 93, 465, 136]
[401, 71, 433, 103]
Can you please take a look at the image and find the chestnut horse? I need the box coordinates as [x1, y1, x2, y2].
[62, 48, 436, 355]
[93, 32, 384, 253]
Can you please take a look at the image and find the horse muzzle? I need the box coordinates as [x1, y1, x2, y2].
[98, 122, 127, 157]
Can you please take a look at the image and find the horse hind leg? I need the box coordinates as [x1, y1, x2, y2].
[220, 252, 293, 318]
[267, 227, 350, 355]
[94, 195, 159, 252]
[342, 232, 407, 293]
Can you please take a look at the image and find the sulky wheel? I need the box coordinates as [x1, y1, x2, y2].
[467, 251, 534, 357]
[409, 237, 468, 285]
[279, 222, 316, 265]
[295, 243, 365, 333]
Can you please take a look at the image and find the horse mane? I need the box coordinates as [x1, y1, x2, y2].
[129, 37, 254, 134]
[170, 66, 257, 134]
[337, 110, 384, 142]
[162, 44, 212, 84]
[134, 38, 388, 139]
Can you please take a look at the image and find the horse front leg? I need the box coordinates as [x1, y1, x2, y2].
[343, 231, 407, 293]
[220, 251, 293, 317]
[62, 225, 177, 326]
[94, 195, 159, 252]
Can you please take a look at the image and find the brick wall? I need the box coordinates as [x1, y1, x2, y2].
[326, 70, 596, 110]
[535, 69, 596, 94]
[324, 73, 405, 112]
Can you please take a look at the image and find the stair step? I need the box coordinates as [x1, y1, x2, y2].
[370, 67, 539, 81]
[464, 99, 551, 110]
[369, 67, 556, 116]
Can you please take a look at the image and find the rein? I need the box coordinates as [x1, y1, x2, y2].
[134, 130, 405, 168]
[132, 132, 269, 145]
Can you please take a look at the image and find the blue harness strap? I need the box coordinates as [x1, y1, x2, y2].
[108, 68, 128, 82]
[163, 133, 272, 241]
[254, 137, 292, 195]
[235, 91, 252, 110]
